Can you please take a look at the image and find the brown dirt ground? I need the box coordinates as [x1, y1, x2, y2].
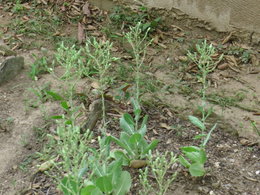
[0, 1, 259, 195]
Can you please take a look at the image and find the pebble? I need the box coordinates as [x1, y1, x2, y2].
[209, 190, 216, 195]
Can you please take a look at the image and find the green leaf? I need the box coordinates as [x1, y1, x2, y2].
[50, 115, 63, 119]
[201, 123, 217, 147]
[193, 134, 206, 140]
[178, 155, 191, 168]
[129, 133, 142, 145]
[181, 146, 207, 164]
[81, 185, 103, 195]
[138, 115, 148, 135]
[108, 159, 123, 185]
[143, 139, 159, 155]
[59, 176, 79, 195]
[130, 97, 140, 112]
[189, 163, 205, 177]
[134, 108, 141, 122]
[188, 115, 206, 131]
[46, 90, 63, 101]
[61, 101, 70, 110]
[109, 135, 134, 157]
[120, 113, 135, 134]
[114, 171, 132, 195]
[96, 175, 113, 193]
[111, 150, 130, 166]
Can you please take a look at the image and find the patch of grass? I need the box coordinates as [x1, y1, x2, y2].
[110, 5, 161, 33]
[24, 83, 52, 108]
[29, 54, 53, 81]
[9, 7, 63, 41]
[222, 45, 252, 64]
[207, 91, 246, 107]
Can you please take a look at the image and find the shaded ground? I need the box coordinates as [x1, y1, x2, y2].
[0, 1, 259, 195]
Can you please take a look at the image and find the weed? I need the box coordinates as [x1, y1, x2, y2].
[11, 0, 24, 14]
[29, 54, 52, 80]
[124, 22, 153, 101]
[85, 37, 119, 132]
[110, 6, 161, 32]
[179, 40, 221, 176]
[251, 121, 260, 137]
[225, 46, 252, 64]
[54, 42, 85, 79]
[207, 91, 246, 108]
[139, 151, 178, 195]
[25, 83, 51, 108]
[108, 99, 158, 164]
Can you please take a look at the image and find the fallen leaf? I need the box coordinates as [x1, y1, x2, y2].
[158, 43, 167, 49]
[91, 81, 100, 89]
[38, 160, 54, 172]
[82, 2, 91, 16]
[153, 35, 159, 44]
[130, 160, 148, 168]
[178, 56, 188, 62]
[160, 123, 172, 130]
[77, 22, 85, 44]
[86, 25, 96, 31]
[153, 129, 159, 135]
[218, 63, 229, 70]
[222, 31, 234, 44]
[171, 24, 183, 31]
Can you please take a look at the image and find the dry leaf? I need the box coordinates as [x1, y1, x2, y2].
[130, 160, 148, 168]
[153, 129, 159, 135]
[218, 63, 229, 70]
[178, 56, 188, 62]
[86, 25, 96, 31]
[222, 31, 234, 44]
[153, 35, 159, 44]
[38, 160, 54, 172]
[77, 22, 85, 44]
[160, 123, 172, 130]
[82, 2, 91, 16]
[91, 81, 100, 89]
[171, 24, 183, 31]
[158, 43, 167, 49]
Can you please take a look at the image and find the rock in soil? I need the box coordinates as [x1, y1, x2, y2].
[0, 56, 24, 86]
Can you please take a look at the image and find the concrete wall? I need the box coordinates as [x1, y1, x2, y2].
[142, 0, 260, 33]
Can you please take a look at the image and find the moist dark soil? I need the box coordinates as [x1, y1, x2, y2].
[0, 1, 259, 195]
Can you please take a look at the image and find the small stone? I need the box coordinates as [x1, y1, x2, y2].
[209, 190, 216, 195]
[198, 186, 210, 194]
[214, 162, 220, 168]
[256, 170, 260, 175]
[229, 159, 235, 163]
[0, 56, 24, 85]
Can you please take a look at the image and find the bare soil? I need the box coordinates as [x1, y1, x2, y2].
[0, 1, 259, 195]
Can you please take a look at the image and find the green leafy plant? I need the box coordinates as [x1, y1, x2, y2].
[110, 6, 161, 32]
[139, 151, 178, 195]
[81, 158, 132, 195]
[124, 22, 153, 101]
[59, 137, 132, 195]
[179, 40, 221, 177]
[11, 0, 24, 13]
[54, 42, 85, 79]
[29, 54, 52, 80]
[85, 37, 119, 132]
[108, 99, 159, 164]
